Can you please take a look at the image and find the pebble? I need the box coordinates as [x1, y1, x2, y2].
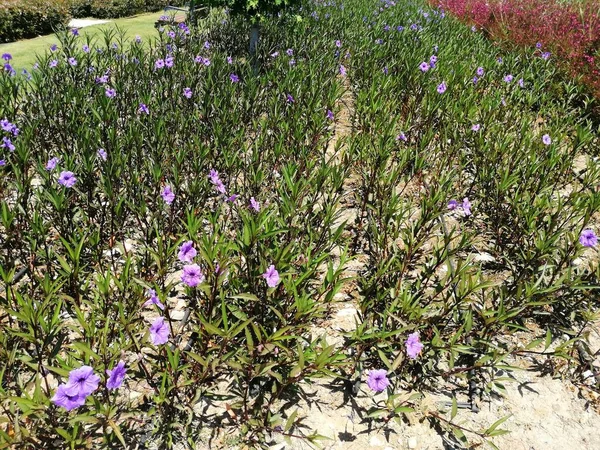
[408, 437, 418, 449]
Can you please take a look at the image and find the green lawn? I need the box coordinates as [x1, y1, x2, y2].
[0, 12, 185, 72]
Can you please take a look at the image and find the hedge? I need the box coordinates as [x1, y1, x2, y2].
[70, 1, 178, 19]
[0, 0, 71, 43]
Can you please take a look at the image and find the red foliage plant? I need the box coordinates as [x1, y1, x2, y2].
[430, 0, 600, 95]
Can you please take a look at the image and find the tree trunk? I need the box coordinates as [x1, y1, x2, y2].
[250, 24, 260, 74]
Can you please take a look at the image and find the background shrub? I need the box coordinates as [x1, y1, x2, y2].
[0, 0, 71, 43]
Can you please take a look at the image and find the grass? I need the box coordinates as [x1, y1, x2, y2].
[0, 12, 185, 72]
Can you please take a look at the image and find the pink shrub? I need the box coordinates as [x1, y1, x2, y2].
[431, 0, 600, 94]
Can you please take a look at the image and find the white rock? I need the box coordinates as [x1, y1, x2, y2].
[408, 436, 418, 449]
[369, 436, 384, 446]
[473, 252, 496, 263]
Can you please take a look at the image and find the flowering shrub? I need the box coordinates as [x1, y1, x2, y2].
[431, 0, 600, 94]
[1, 0, 600, 448]
[0, 0, 71, 43]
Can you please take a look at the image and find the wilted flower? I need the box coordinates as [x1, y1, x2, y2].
[58, 171, 76, 188]
[71, 28, 79, 36]
[46, 157, 60, 171]
[250, 197, 260, 212]
[0, 160, 5, 166]
[204, 40, 211, 49]
[161, 185, 175, 205]
[339, 65, 347, 76]
[366, 369, 390, 392]
[326, 109, 334, 121]
[462, 197, 472, 216]
[1, 137, 14, 152]
[144, 288, 165, 310]
[397, 132, 407, 142]
[178, 241, 197, 263]
[97, 148, 107, 161]
[580, 229, 598, 248]
[230, 73, 239, 83]
[542, 134, 552, 145]
[263, 265, 280, 288]
[138, 103, 149, 115]
[406, 332, 423, 359]
[149, 317, 170, 345]
[226, 194, 238, 203]
[286, 94, 295, 103]
[541, 52, 551, 60]
[50, 44, 57, 52]
[182, 264, 204, 287]
[106, 361, 127, 390]
[448, 199, 458, 210]
[271, 51, 279, 58]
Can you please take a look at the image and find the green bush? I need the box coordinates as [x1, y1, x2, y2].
[0, 0, 71, 43]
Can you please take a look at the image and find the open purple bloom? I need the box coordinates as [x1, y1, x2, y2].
[326, 109, 334, 121]
[437, 82, 447, 94]
[50, 44, 57, 52]
[82, 44, 90, 53]
[263, 265, 280, 288]
[0, 119, 12, 132]
[476, 66, 484, 77]
[71, 28, 79, 36]
[178, 241, 197, 263]
[51, 384, 87, 411]
[0, 160, 5, 166]
[149, 317, 170, 345]
[58, 171, 76, 188]
[155, 59, 165, 69]
[504, 74, 513, 83]
[165, 56, 174, 68]
[67, 366, 100, 396]
[227, 56, 233, 64]
[97, 148, 107, 161]
[366, 369, 390, 392]
[542, 134, 552, 145]
[580, 229, 598, 248]
[471, 124, 480, 132]
[397, 132, 407, 142]
[106, 361, 127, 390]
[286, 94, 295, 103]
[182, 264, 204, 287]
[226, 194, 238, 203]
[335, 40, 341, 47]
[448, 199, 458, 210]
[138, 103, 149, 115]
[49, 60, 58, 68]
[68, 57, 77, 66]
[286, 48, 293, 56]
[339, 65, 347, 76]
[419, 62, 430, 72]
[2, 53, 11, 61]
[183, 87, 192, 98]
[46, 157, 60, 171]
[144, 288, 165, 310]
[105, 87, 116, 98]
[1, 137, 14, 152]
[250, 197, 260, 212]
[541, 52, 551, 60]
[462, 197, 472, 216]
[230, 73, 239, 83]
[161, 185, 175, 205]
[406, 332, 423, 359]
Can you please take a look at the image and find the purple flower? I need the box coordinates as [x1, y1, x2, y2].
[226, 194, 238, 203]
[2, 137, 15, 152]
[0, 119, 12, 132]
[542, 134, 552, 145]
[250, 197, 260, 212]
[383, 66, 388, 75]
[366, 369, 390, 392]
[144, 288, 165, 310]
[335, 40, 341, 47]
[518, 78, 524, 88]
[339, 65, 347, 76]
[462, 197, 472, 216]
[326, 109, 334, 121]
[579, 229, 597, 248]
[46, 157, 60, 171]
[183, 87, 193, 98]
[155, 59, 165, 69]
[289, 59, 296, 66]
[406, 332, 423, 359]
[161, 185, 175, 205]
[286, 48, 293, 56]
[472, 76, 479, 84]
[271, 51, 279, 58]
[503, 74, 513, 83]
[448, 199, 458, 210]
[0, 160, 5, 166]
[178, 241, 197, 263]
[429, 55, 438, 65]
[68, 57, 77, 66]
[96, 74, 109, 84]
[58, 171, 76, 188]
[135, 35, 142, 43]
[71, 28, 79, 36]
[50, 44, 57, 52]
[106, 361, 127, 390]
[105, 87, 116, 98]
[476, 66, 484, 77]
[182, 264, 204, 287]
[419, 62, 430, 72]
[2, 53, 11, 61]
[49, 60, 58, 68]
[67, 366, 100, 396]
[263, 265, 280, 288]
[437, 82, 447, 94]
[138, 103, 149, 115]
[165, 56, 174, 68]
[167, 31, 176, 39]
[204, 41, 211, 49]
[286, 94, 295, 103]
[51, 384, 86, 411]
[209, 169, 220, 184]
[227, 56, 233, 64]
[215, 182, 227, 194]
[536, 42, 542, 49]
[471, 124, 480, 132]
[541, 52, 551, 61]
[149, 317, 170, 345]
[397, 132, 407, 142]
[82, 44, 90, 53]
[230, 73, 239, 83]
